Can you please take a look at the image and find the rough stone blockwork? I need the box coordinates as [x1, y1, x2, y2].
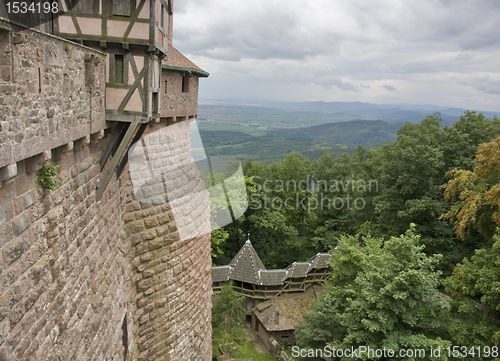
[161, 69, 200, 119]
[0, 21, 212, 361]
[122, 121, 212, 361]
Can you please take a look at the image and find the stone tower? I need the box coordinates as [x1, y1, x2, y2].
[0, 1, 212, 360]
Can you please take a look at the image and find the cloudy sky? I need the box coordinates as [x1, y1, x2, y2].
[174, 0, 500, 111]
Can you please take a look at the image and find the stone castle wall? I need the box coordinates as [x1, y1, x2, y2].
[0, 20, 211, 361]
[0, 19, 106, 171]
[161, 70, 200, 119]
[122, 120, 212, 360]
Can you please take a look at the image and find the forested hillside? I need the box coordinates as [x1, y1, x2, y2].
[199, 120, 400, 163]
[211, 111, 500, 359]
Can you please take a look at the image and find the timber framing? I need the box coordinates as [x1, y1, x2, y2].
[53, 0, 168, 123]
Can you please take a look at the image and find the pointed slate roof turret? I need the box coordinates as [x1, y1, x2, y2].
[229, 237, 265, 284]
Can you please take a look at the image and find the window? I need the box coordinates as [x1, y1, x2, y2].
[161, 4, 165, 29]
[74, 0, 99, 14]
[114, 54, 124, 83]
[182, 74, 190, 93]
[152, 92, 158, 114]
[164, 80, 168, 94]
[85, 56, 94, 87]
[113, 0, 131, 16]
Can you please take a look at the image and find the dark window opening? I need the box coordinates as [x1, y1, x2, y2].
[113, 0, 132, 16]
[182, 74, 190, 93]
[85, 56, 94, 87]
[73, 0, 99, 14]
[161, 5, 165, 29]
[38, 68, 42, 93]
[114, 54, 124, 84]
[164, 80, 168, 94]
[152, 92, 159, 114]
[121, 316, 128, 361]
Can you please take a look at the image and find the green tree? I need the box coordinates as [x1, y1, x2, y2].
[212, 281, 246, 342]
[441, 136, 500, 347]
[442, 136, 500, 242]
[295, 226, 451, 360]
[442, 111, 500, 171]
[443, 231, 500, 347]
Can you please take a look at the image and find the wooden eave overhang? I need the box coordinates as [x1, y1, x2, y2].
[161, 64, 209, 78]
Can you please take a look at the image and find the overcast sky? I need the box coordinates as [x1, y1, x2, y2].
[173, 0, 500, 111]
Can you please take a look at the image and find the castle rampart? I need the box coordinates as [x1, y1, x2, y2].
[0, 17, 212, 361]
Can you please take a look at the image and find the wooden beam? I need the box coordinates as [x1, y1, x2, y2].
[96, 115, 141, 200]
[100, 122, 127, 170]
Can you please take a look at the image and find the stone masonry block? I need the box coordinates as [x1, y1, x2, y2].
[0, 164, 17, 182]
[127, 220, 145, 234]
[0, 202, 14, 229]
[141, 230, 156, 241]
[144, 217, 158, 229]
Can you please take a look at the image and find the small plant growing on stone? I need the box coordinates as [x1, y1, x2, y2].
[38, 165, 60, 190]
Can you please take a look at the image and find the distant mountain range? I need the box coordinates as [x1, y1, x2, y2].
[199, 99, 500, 127]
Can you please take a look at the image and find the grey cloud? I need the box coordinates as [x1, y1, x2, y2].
[313, 77, 361, 92]
[175, 1, 341, 61]
[456, 52, 474, 62]
[175, 0, 500, 110]
[334, 80, 360, 92]
[465, 77, 500, 95]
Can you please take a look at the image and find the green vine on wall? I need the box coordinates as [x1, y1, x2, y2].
[38, 165, 61, 190]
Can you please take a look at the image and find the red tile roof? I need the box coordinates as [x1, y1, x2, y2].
[162, 45, 209, 77]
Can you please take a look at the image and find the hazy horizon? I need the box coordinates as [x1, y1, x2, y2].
[197, 98, 500, 114]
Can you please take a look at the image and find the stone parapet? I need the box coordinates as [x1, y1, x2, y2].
[0, 132, 132, 360]
[0, 18, 106, 173]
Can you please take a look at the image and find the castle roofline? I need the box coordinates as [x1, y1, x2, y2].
[212, 241, 332, 287]
[228, 240, 266, 284]
[162, 45, 209, 77]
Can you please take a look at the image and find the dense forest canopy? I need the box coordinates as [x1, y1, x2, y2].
[210, 111, 500, 359]
[213, 112, 500, 271]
